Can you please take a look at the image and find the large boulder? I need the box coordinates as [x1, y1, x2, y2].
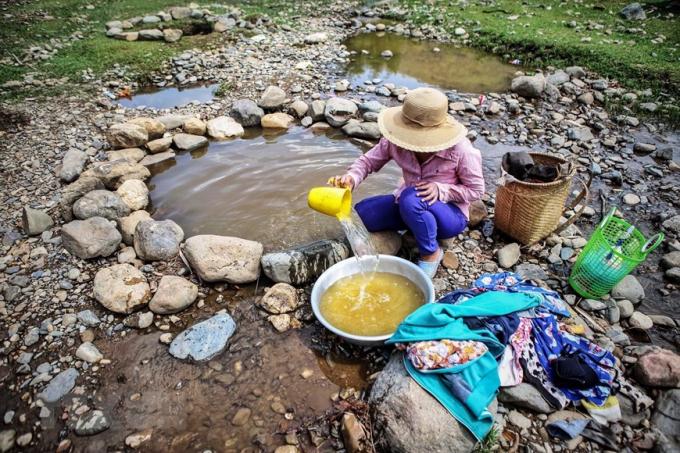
[173, 133, 208, 151]
[309, 100, 326, 122]
[133, 219, 184, 261]
[163, 28, 183, 43]
[93, 264, 151, 314]
[368, 231, 402, 255]
[620, 2, 646, 20]
[633, 348, 680, 388]
[651, 390, 680, 452]
[22, 207, 54, 236]
[230, 99, 264, 127]
[138, 29, 164, 41]
[258, 86, 286, 110]
[261, 113, 295, 129]
[611, 275, 645, 304]
[169, 313, 236, 361]
[82, 160, 150, 190]
[169, 6, 191, 19]
[183, 235, 263, 283]
[117, 210, 151, 245]
[261, 239, 350, 285]
[62, 217, 121, 259]
[510, 74, 546, 99]
[149, 276, 198, 314]
[369, 354, 479, 452]
[341, 120, 381, 140]
[107, 147, 145, 163]
[182, 118, 206, 136]
[128, 117, 166, 139]
[72, 190, 130, 220]
[157, 114, 193, 130]
[59, 149, 88, 182]
[61, 175, 106, 220]
[107, 123, 148, 149]
[324, 97, 358, 127]
[116, 179, 149, 211]
[498, 383, 553, 414]
[206, 116, 244, 139]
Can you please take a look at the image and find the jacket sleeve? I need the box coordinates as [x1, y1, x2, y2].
[346, 138, 393, 188]
[435, 141, 485, 204]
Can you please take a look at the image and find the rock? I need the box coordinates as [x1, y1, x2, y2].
[616, 299, 635, 318]
[649, 314, 675, 328]
[83, 160, 150, 190]
[169, 313, 236, 361]
[666, 268, 680, 284]
[629, 311, 653, 329]
[231, 407, 251, 426]
[231, 99, 264, 127]
[633, 142, 656, 154]
[309, 100, 326, 122]
[62, 217, 121, 259]
[259, 283, 299, 314]
[183, 235, 263, 283]
[107, 147, 145, 163]
[75, 410, 110, 436]
[146, 137, 173, 154]
[173, 133, 208, 151]
[261, 239, 350, 285]
[547, 70, 569, 86]
[133, 219, 184, 262]
[342, 412, 367, 453]
[567, 126, 594, 142]
[128, 117, 166, 140]
[341, 119, 381, 140]
[566, 66, 586, 78]
[619, 393, 650, 428]
[125, 429, 153, 449]
[663, 215, 680, 234]
[15, 433, 30, 448]
[369, 230, 402, 255]
[268, 313, 294, 332]
[124, 311, 154, 329]
[497, 243, 521, 268]
[577, 92, 594, 105]
[37, 368, 79, 403]
[182, 118, 206, 136]
[22, 207, 53, 236]
[304, 32, 328, 44]
[169, 6, 191, 19]
[620, 2, 646, 20]
[442, 250, 459, 270]
[107, 123, 148, 149]
[77, 310, 101, 327]
[370, 354, 477, 453]
[93, 264, 151, 314]
[468, 200, 488, 227]
[139, 151, 175, 167]
[149, 276, 198, 314]
[651, 389, 680, 449]
[261, 113, 295, 129]
[259, 86, 287, 110]
[59, 149, 88, 182]
[335, 79, 350, 92]
[454, 27, 466, 36]
[324, 97, 358, 127]
[116, 179, 149, 211]
[623, 193, 641, 205]
[380, 50, 393, 58]
[633, 349, 680, 387]
[73, 190, 130, 220]
[75, 342, 103, 363]
[138, 29, 164, 41]
[662, 251, 680, 269]
[158, 114, 193, 130]
[163, 28, 183, 43]
[0, 431, 14, 453]
[611, 275, 645, 303]
[581, 299, 607, 311]
[508, 410, 532, 429]
[206, 116, 244, 139]
[117, 210, 151, 245]
[654, 147, 674, 161]
[510, 74, 545, 98]
[499, 383, 553, 414]
[289, 100, 309, 118]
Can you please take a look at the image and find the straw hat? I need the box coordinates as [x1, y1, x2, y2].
[378, 87, 467, 153]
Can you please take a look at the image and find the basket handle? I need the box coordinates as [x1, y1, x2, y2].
[551, 171, 592, 237]
[641, 233, 664, 255]
[599, 206, 618, 230]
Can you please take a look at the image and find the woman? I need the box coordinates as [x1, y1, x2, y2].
[330, 87, 485, 277]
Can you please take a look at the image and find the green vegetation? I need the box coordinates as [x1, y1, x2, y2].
[395, 0, 679, 97]
[473, 426, 499, 453]
[214, 81, 233, 97]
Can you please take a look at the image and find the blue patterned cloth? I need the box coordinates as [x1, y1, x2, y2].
[439, 272, 571, 317]
[531, 315, 616, 405]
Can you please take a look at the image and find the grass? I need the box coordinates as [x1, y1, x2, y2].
[473, 426, 499, 453]
[0, 0, 326, 102]
[393, 0, 679, 122]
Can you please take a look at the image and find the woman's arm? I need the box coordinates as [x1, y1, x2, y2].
[435, 141, 485, 203]
[344, 138, 393, 189]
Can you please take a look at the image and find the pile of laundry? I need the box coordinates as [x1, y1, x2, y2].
[389, 272, 654, 447]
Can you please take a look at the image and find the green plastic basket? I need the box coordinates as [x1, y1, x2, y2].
[568, 207, 663, 299]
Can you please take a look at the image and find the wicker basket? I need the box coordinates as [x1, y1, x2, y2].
[495, 153, 589, 245]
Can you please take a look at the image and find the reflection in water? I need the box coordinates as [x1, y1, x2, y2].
[118, 84, 219, 109]
[344, 32, 516, 93]
[149, 126, 401, 249]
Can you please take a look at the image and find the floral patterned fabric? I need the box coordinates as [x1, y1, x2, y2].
[399, 340, 489, 371]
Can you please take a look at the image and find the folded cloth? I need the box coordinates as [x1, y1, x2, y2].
[402, 340, 488, 370]
[546, 419, 590, 440]
[582, 395, 622, 424]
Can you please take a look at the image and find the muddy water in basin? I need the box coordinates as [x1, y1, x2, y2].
[148, 126, 401, 249]
[343, 32, 517, 93]
[118, 84, 220, 109]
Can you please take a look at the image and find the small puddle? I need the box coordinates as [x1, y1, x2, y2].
[343, 32, 517, 93]
[118, 84, 220, 109]
[148, 126, 401, 249]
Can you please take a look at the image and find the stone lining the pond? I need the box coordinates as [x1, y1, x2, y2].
[103, 5, 248, 43]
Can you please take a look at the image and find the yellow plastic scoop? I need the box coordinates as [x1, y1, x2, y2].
[308, 186, 352, 219]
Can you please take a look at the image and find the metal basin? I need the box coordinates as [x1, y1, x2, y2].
[311, 255, 435, 346]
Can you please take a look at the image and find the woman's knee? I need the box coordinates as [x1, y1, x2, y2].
[398, 186, 426, 215]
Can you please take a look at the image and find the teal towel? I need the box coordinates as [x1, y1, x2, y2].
[387, 291, 540, 440]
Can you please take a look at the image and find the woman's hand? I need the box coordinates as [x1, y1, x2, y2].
[416, 182, 439, 205]
[328, 174, 355, 190]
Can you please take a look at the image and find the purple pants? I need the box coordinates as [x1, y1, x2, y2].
[355, 186, 468, 255]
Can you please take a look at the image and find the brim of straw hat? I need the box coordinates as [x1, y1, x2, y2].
[377, 106, 467, 153]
